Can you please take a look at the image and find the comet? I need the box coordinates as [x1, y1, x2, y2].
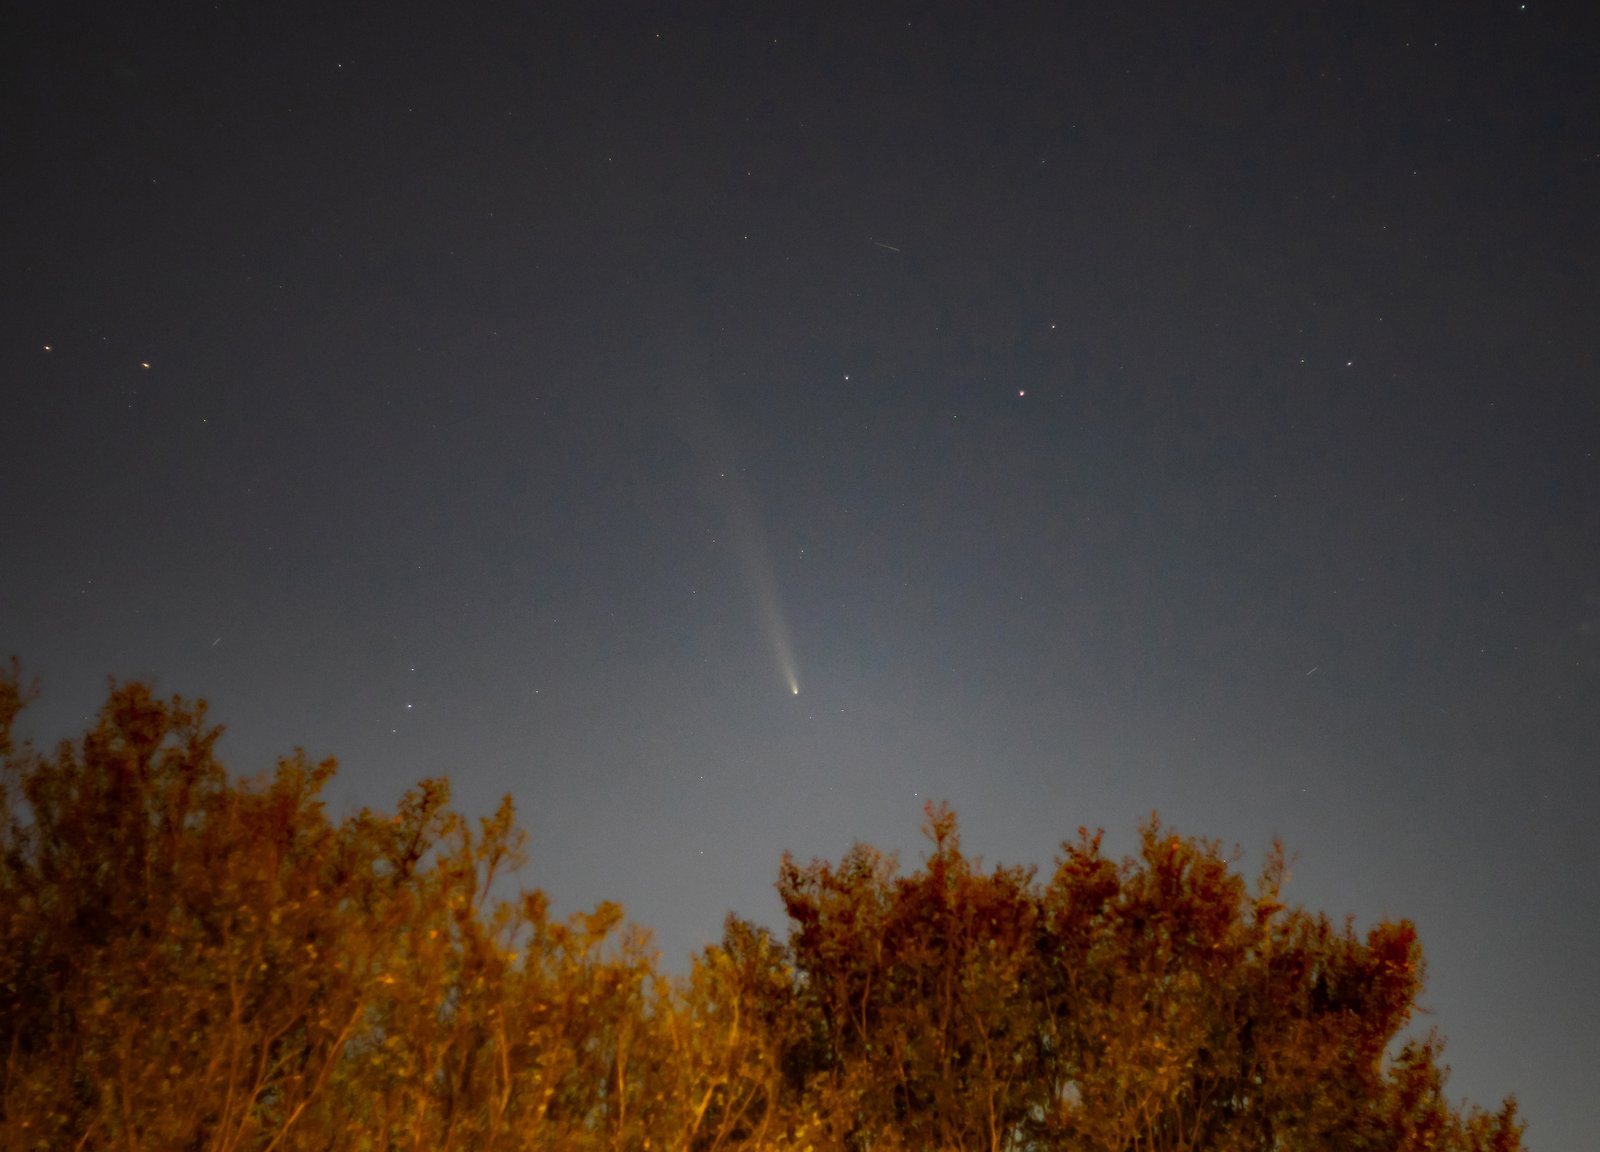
[665, 351, 804, 697]
[733, 500, 801, 697]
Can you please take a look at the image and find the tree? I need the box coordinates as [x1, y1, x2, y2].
[0, 674, 409, 1151]
[0, 665, 1524, 1151]
[776, 804, 1524, 1152]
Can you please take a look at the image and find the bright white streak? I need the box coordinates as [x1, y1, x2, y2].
[721, 462, 801, 697]
[669, 362, 802, 697]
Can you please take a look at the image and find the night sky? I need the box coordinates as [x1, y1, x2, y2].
[4, 3, 1596, 1145]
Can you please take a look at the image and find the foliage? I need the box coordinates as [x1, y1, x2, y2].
[0, 666, 1523, 1151]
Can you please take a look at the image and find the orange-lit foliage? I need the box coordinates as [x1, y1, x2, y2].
[0, 669, 1522, 1151]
